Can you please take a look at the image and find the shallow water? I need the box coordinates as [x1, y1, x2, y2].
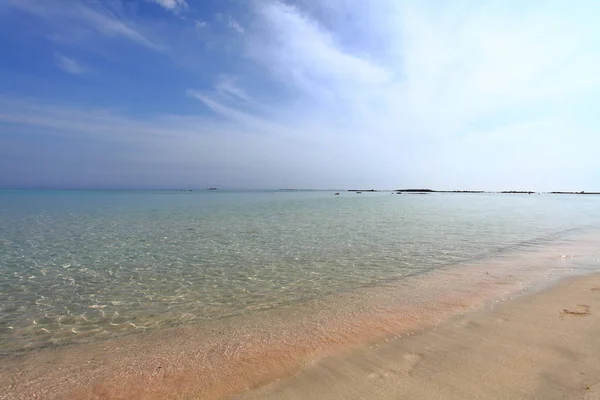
[1, 190, 600, 353]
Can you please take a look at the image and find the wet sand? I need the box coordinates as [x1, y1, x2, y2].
[236, 274, 600, 400]
[1, 238, 599, 399]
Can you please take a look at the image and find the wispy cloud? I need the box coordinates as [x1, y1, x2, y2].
[227, 17, 245, 34]
[213, 75, 252, 103]
[195, 19, 208, 28]
[247, 2, 390, 106]
[76, 5, 159, 50]
[0, 95, 337, 188]
[149, 0, 189, 15]
[193, 0, 600, 189]
[2, 0, 600, 189]
[244, 1, 600, 135]
[55, 54, 84, 75]
[7, 0, 160, 50]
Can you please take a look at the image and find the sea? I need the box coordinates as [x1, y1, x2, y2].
[2, 189, 600, 357]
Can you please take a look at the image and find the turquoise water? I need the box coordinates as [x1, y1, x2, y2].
[1, 190, 600, 352]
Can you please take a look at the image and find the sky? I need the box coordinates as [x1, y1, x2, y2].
[0, 0, 599, 190]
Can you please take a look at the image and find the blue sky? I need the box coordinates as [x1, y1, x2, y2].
[1, 0, 599, 190]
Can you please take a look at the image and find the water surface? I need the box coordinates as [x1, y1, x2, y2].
[2, 190, 600, 352]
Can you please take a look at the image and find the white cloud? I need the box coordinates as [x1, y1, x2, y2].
[213, 75, 251, 103]
[242, 1, 600, 137]
[55, 54, 84, 75]
[0, 96, 341, 188]
[195, 19, 208, 28]
[76, 4, 159, 50]
[6, 0, 160, 50]
[227, 17, 245, 34]
[2, 0, 600, 189]
[247, 2, 390, 106]
[190, 0, 600, 189]
[149, 0, 188, 14]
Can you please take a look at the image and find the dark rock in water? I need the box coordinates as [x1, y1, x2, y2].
[551, 191, 600, 195]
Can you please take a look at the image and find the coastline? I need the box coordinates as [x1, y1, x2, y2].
[236, 273, 600, 399]
[1, 235, 599, 400]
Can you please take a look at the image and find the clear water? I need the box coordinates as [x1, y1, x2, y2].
[1, 190, 600, 353]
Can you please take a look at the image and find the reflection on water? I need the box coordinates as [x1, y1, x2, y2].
[1, 190, 600, 352]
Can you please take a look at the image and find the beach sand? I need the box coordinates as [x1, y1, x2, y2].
[236, 274, 600, 400]
[1, 246, 599, 399]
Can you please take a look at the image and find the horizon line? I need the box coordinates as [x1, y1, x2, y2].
[1, 187, 599, 194]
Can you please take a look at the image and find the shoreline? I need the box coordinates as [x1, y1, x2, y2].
[236, 272, 600, 399]
[1, 236, 599, 399]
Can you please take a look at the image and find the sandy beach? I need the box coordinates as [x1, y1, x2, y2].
[1, 241, 599, 400]
[237, 273, 600, 400]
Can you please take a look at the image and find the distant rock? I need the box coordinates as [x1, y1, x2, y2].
[551, 191, 600, 195]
